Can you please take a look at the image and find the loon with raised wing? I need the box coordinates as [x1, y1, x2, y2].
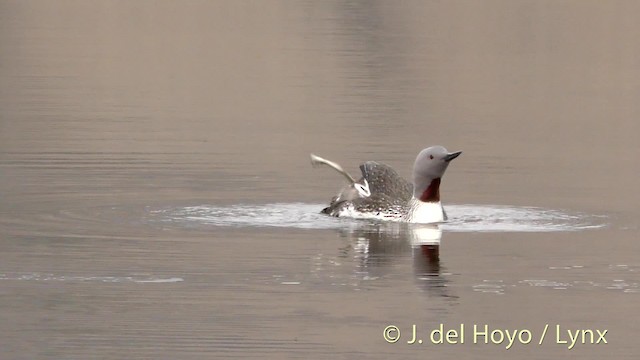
[310, 146, 462, 224]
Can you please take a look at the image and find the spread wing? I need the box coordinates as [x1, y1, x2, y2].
[319, 160, 413, 219]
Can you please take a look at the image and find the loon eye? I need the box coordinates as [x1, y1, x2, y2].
[429, 155, 434, 160]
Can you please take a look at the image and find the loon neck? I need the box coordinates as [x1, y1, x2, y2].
[418, 178, 441, 202]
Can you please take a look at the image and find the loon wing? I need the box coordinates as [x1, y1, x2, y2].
[312, 155, 413, 218]
[358, 161, 413, 202]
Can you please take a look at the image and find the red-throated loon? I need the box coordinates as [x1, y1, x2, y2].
[311, 146, 462, 224]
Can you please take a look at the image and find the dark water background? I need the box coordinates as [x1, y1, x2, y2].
[1, 1, 639, 359]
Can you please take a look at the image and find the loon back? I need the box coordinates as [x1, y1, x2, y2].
[320, 161, 413, 217]
[358, 161, 413, 201]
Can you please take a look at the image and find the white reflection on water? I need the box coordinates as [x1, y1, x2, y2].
[0, 273, 183, 283]
[471, 264, 640, 295]
[153, 203, 606, 233]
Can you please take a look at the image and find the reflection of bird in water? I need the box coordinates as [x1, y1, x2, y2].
[409, 225, 441, 279]
[406, 225, 452, 297]
[336, 222, 457, 300]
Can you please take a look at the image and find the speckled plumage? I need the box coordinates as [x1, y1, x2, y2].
[321, 162, 413, 219]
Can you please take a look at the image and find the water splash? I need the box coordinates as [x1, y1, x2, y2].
[150, 203, 605, 233]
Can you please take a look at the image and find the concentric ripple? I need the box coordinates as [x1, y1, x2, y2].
[149, 203, 606, 232]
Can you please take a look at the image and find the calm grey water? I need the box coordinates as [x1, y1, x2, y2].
[1, 1, 639, 359]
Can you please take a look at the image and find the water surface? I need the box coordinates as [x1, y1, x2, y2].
[1, 1, 639, 359]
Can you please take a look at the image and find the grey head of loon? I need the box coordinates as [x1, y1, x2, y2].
[412, 146, 462, 203]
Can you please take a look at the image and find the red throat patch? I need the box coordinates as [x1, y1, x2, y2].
[419, 178, 441, 202]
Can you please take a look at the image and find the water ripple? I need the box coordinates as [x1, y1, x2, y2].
[149, 203, 606, 233]
[0, 272, 183, 283]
